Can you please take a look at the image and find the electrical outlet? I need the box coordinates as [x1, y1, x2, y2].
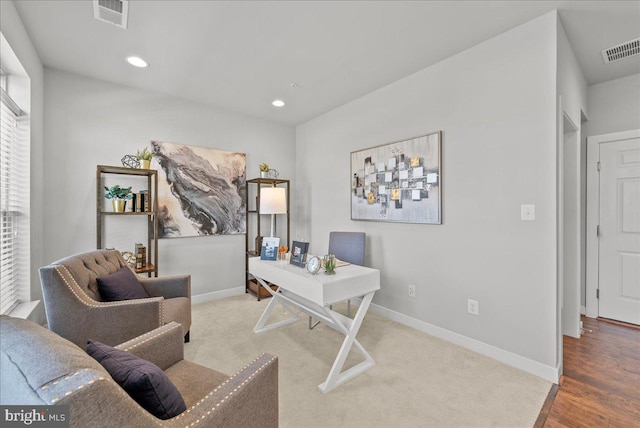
[467, 299, 479, 315]
[408, 284, 416, 298]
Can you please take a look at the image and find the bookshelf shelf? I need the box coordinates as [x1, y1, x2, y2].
[96, 165, 159, 277]
[245, 177, 290, 300]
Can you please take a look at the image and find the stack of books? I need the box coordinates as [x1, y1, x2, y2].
[135, 243, 147, 269]
[131, 190, 150, 212]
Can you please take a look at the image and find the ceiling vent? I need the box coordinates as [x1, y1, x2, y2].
[601, 38, 640, 64]
[93, 0, 129, 29]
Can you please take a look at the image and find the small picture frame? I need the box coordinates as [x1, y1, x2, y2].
[289, 240, 309, 267]
[260, 237, 280, 261]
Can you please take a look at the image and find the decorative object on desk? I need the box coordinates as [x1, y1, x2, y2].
[289, 240, 309, 267]
[151, 141, 246, 238]
[306, 256, 321, 274]
[323, 254, 336, 275]
[137, 147, 153, 170]
[351, 131, 442, 224]
[121, 154, 140, 169]
[104, 185, 133, 212]
[259, 163, 270, 178]
[260, 187, 287, 237]
[260, 237, 280, 261]
[278, 246, 289, 264]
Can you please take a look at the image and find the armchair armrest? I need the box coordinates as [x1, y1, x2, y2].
[166, 353, 278, 428]
[115, 322, 184, 371]
[140, 275, 190, 299]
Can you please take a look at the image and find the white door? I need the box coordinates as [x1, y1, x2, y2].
[599, 138, 640, 325]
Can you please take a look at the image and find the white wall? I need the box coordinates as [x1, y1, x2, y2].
[296, 12, 559, 378]
[586, 73, 640, 137]
[43, 69, 295, 299]
[0, 0, 45, 323]
[557, 19, 587, 340]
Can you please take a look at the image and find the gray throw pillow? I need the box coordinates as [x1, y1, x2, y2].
[86, 340, 186, 420]
[96, 266, 149, 301]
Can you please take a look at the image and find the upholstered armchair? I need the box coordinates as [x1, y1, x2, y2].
[0, 316, 279, 428]
[39, 250, 191, 348]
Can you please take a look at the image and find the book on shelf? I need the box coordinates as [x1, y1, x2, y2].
[260, 237, 280, 261]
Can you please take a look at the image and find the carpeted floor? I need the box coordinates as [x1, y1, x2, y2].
[185, 294, 551, 428]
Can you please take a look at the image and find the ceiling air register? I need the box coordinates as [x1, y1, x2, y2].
[601, 38, 640, 64]
[93, 0, 129, 29]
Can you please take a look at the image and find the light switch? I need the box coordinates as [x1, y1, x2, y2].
[521, 204, 535, 221]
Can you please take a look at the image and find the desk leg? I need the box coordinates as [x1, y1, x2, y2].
[253, 276, 300, 334]
[318, 292, 375, 393]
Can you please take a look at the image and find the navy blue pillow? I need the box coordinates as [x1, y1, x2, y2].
[96, 266, 149, 301]
[86, 340, 186, 419]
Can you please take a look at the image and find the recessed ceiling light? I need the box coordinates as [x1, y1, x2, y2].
[127, 56, 149, 68]
[272, 99, 285, 107]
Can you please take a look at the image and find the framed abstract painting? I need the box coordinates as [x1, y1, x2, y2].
[151, 141, 246, 238]
[350, 131, 442, 224]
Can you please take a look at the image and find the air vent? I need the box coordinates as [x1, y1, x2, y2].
[601, 38, 640, 64]
[93, 0, 129, 29]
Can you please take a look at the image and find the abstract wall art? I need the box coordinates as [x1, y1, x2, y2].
[350, 131, 442, 224]
[151, 141, 246, 238]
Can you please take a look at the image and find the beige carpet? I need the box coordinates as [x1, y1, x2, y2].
[185, 294, 551, 428]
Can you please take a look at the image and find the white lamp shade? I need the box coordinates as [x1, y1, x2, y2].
[260, 187, 287, 214]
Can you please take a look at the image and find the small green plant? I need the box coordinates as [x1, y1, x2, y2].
[104, 185, 133, 200]
[137, 147, 153, 160]
[259, 163, 270, 172]
[324, 257, 336, 275]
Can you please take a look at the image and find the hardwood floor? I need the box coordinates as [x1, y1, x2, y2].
[536, 316, 640, 427]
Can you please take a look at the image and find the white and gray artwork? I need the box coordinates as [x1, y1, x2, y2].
[350, 131, 441, 224]
[151, 141, 246, 238]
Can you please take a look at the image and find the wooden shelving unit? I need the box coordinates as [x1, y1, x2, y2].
[96, 165, 159, 277]
[245, 177, 290, 300]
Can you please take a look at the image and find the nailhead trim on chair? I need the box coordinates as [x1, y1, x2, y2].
[173, 353, 277, 426]
[49, 376, 162, 425]
[54, 266, 164, 323]
[48, 372, 106, 403]
[119, 323, 181, 352]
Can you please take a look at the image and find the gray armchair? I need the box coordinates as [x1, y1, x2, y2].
[0, 316, 278, 428]
[39, 250, 191, 348]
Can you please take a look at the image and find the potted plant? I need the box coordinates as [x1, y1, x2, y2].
[137, 147, 153, 169]
[259, 163, 270, 178]
[323, 255, 336, 275]
[104, 185, 133, 212]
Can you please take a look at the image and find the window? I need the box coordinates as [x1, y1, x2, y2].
[0, 73, 27, 314]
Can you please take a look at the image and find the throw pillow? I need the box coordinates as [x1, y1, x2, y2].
[86, 340, 186, 420]
[96, 266, 149, 301]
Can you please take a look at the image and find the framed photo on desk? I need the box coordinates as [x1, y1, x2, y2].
[289, 241, 309, 267]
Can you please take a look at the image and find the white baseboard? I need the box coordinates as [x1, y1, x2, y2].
[368, 302, 560, 384]
[191, 287, 245, 305]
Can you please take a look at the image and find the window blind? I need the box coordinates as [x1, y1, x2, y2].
[0, 88, 25, 314]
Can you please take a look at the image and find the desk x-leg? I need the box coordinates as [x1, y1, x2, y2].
[252, 276, 375, 393]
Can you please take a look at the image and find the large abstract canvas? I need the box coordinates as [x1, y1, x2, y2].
[351, 131, 442, 224]
[151, 141, 246, 238]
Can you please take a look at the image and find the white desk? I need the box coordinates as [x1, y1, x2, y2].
[249, 257, 380, 393]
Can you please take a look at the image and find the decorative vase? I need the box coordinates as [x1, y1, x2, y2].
[112, 199, 125, 212]
[261, 171, 268, 178]
[139, 159, 151, 169]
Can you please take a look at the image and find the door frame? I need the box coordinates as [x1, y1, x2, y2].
[586, 129, 640, 318]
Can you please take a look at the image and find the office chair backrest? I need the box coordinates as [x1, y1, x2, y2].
[328, 232, 366, 266]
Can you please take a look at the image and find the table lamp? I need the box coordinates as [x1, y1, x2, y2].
[260, 187, 287, 237]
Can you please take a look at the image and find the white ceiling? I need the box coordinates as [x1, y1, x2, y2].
[10, 0, 640, 125]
